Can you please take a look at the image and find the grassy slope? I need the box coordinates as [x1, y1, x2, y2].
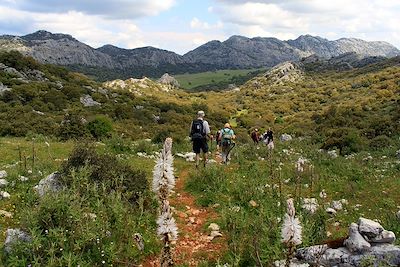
[174, 68, 263, 90]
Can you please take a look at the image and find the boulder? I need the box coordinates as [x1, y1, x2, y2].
[358, 218, 384, 239]
[327, 150, 338, 158]
[4, 228, 31, 253]
[0, 191, 11, 199]
[326, 207, 337, 215]
[208, 223, 220, 232]
[33, 172, 62, 197]
[344, 223, 371, 253]
[0, 178, 8, 187]
[280, 134, 293, 142]
[158, 73, 180, 88]
[0, 82, 11, 95]
[331, 200, 343, 211]
[370, 230, 396, 244]
[80, 94, 101, 107]
[0, 170, 7, 179]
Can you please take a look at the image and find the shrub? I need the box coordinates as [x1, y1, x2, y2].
[369, 135, 392, 150]
[61, 145, 147, 203]
[87, 116, 113, 140]
[57, 113, 90, 140]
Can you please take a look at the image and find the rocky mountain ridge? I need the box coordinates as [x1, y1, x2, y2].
[0, 30, 399, 80]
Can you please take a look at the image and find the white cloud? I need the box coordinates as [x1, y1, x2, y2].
[209, 0, 400, 47]
[190, 17, 223, 30]
[4, 0, 176, 19]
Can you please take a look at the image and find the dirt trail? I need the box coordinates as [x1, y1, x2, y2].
[143, 164, 226, 266]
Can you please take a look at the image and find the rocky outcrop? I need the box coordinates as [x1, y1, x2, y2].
[104, 77, 175, 96]
[4, 229, 31, 253]
[80, 95, 101, 107]
[264, 61, 304, 85]
[158, 73, 180, 88]
[33, 172, 63, 197]
[296, 217, 399, 266]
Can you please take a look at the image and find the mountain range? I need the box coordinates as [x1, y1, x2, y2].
[1, 30, 399, 80]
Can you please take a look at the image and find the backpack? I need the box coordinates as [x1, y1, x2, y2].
[221, 128, 232, 146]
[191, 119, 204, 140]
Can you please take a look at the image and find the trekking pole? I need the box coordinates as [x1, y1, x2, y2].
[225, 142, 236, 164]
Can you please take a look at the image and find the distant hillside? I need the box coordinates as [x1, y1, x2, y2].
[0, 30, 399, 81]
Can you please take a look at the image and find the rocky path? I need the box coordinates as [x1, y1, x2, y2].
[143, 166, 226, 266]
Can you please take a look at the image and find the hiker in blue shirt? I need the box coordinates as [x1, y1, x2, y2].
[218, 123, 236, 164]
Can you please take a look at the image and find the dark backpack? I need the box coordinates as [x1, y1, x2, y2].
[191, 119, 204, 140]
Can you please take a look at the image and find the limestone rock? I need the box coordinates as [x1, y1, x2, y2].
[209, 230, 222, 239]
[0, 82, 11, 95]
[80, 95, 101, 107]
[19, 175, 29, 182]
[33, 172, 62, 197]
[296, 244, 329, 263]
[208, 223, 220, 232]
[4, 228, 31, 253]
[327, 150, 338, 158]
[280, 134, 293, 142]
[0, 191, 11, 199]
[0, 170, 7, 179]
[344, 223, 371, 253]
[326, 207, 337, 215]
[158, 73, 180, 88]
[370, 230, 396, 244]
[249, 200, 258, 207]
[358, 217, 384, 239]
[331, 200, 343, 211]
[0, 178, 8, 187]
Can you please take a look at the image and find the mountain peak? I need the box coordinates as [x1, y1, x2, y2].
[22, 30, 77, 42]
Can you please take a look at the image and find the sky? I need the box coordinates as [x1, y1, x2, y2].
[0, 0, 399, 55]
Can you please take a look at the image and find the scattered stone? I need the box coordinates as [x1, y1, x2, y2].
[0, 191, 11, 199]
[370, 230, 396, 244]
[19, 175, 29, 182]
[296, 244, 328, 263]
[319, 190, 327, 199]
[4, 228, 31, 253]
[344, 223, 371, 253]
[249, 200, 258, 207]
[33, 172, 62, 197]
[0, 210, 13, 218]
[327, 150, 338, 158]
[302, 198, 318, 214]
[208, 223, 220, 232]
[188, 217, 196, 224]
[396, 210, 400, 220]
[80, 94, 101, 107]
[0, 82, 11, 95]
[191, 209, 200, 216]
[280, 134, 292, 142]
[84, 213, 97, 220]
[274, 259, 310, 267]
[176, 152, 196, 162]
[326, 208, 337, 215]
[209, 230, 222, 240]
[0, 179, 8, 187]
[358, 217, 384, 239]
[0, 170, 7, 179]
[331, 200, 343, 211]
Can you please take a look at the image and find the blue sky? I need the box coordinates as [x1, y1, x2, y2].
[0, 0, 399, 54]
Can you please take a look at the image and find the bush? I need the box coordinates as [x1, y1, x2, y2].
[369, 135, 392, 150]
[87, 116, 113, 140]
[61, 145, 147, 203]
[57, 113, 90, 140]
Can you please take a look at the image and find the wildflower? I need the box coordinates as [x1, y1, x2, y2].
[281, 198, 302, 246]
[157, 210, 178, 241]
[152, 138, 175, 197]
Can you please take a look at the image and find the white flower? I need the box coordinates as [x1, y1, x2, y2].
[152, 138, 175, 196]
[157, 210, 178, 241]
[281, 198, 302, 246]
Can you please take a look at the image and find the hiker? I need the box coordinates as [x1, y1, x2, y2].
[250, 128, 260, 144]
[263, 127, 274, 149]
[189, 110, 211, 168]
[219, 123, 236, 164]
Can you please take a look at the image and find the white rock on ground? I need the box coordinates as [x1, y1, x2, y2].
[326, 207, 337, 215]
[327, 150, 338, 158]
[4, 228, 31, 253]
[280, 134, 293, 142]
[33, 172, 62, 197]
[302, 198, 319, 214]
[358, 217, 384, 239]
[370, 230, 396, 243]
[0, 191, 11, 199]
[0, 170, 7, 179]
[208, 223, 220, 232]
[331, 200, 343, 211]
[19, 176, 29, 182]
[344, 223, 371, 253]
[0, 179, 8, 187]
[0, 210, 13, 218]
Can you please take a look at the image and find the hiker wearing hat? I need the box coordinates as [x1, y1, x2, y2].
[219, 123, 236, 164]
[189, 110, 211, 168]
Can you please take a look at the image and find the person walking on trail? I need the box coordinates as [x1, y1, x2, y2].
[219, 123, 236, 164]
[189, 110, 211, 168]
[251, 128, 260, 144]
[263, 127, 274, 149]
